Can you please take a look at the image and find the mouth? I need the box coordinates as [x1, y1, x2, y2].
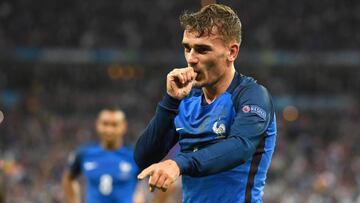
[195, 74, 200, 81]
[103, 134, 114, 140]
[193, 70, 201, 81]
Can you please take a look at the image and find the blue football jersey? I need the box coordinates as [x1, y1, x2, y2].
[135, 72, 277, 203]
[68, 144, 139, 203]
[173, 74, 276, 203]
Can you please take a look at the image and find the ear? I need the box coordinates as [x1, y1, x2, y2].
[122, 120, 128, 134]
[227, 42, 240, 62]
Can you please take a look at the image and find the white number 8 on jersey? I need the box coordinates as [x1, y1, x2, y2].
[99, 174, 113, 195]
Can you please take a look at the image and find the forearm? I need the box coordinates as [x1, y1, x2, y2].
[172, 135, 263, 177]
[134, 94, 180, 169]
[133, 183, 145, 203]
[62, 172, 81, 203]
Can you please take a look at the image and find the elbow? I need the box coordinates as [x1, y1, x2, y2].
[134, 144, 143, 168]
[134, 148, 146, 170]
[134, 142, 150, 170]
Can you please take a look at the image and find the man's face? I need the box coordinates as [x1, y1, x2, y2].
[182, 28, 232, 87]
[96, 111, 127, 143]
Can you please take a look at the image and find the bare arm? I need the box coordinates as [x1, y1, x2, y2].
[133, 182, 145, 203]
[62, 170, 81, 203]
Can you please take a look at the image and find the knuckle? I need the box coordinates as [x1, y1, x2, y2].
[154, 169, 162, 175]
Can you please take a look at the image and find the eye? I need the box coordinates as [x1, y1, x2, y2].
[184, 46, 191, 53]
[195, 46, 210, 54]
[196, 48, 208, 54]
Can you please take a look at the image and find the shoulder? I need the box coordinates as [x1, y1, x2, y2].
[230, 74, 273, 112]
[67, 142, 98, 169]
[120, 145, 134, 153]
[119, 145, 138, 159]
[231, 75, 270, 100]
[119, 145, 139, 169]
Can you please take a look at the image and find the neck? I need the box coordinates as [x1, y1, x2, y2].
[101, 138, 122, 150]
[202, 66, 235, 104]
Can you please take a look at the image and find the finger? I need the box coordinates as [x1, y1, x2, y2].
[161, 178, 173, 192]
[181, 71, 189, 83]
[183, 78, 195, 93]
[137, 166, 153, 180]
[148, 176, 155, 192]
[178, 73, 186, 84]
[185, 66, 194, 72]
[191, 69, 197, 80]
[148, 170, 160, 189]
[168, 69, 180, 81]
[185, 70, 192, 83]
[185, 67, 196, 80]
[193, 71, 198, 80]
[155, 174, 167, 189]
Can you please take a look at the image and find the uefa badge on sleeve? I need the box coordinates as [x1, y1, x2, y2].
[242, 105, 250, 113]
[242, 105, 267, 120]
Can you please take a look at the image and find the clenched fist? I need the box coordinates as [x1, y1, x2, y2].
[167, 67, 198, 100]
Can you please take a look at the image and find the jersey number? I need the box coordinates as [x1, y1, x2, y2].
[99, 174, 113, 195]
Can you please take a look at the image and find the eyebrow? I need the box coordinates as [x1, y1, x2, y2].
[182, 43, 212, 50]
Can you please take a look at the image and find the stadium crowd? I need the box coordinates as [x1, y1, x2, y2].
[0, 0, 359, 50]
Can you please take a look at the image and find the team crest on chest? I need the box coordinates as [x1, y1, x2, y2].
[212, 121, 226, 135]
[119, 161, 131, 173]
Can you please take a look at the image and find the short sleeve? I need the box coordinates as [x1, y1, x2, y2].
[67, 150, 83, 179]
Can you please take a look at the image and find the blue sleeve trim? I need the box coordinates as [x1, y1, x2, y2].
[67, 148, 83, 179]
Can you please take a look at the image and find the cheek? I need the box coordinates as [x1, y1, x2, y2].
[203, 55, 217, 67]
[203, 54, 226, 75]
[116, 126, 124, 134]
[96, 125, 103, 133]
[184, 52, 189, 62]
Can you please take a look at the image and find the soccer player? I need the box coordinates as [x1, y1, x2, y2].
[62, 108, 144, 203]
[134, 4, 277, 203]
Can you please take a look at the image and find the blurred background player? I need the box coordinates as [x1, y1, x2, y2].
[62, 108, 144, 203]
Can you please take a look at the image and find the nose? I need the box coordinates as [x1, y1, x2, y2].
[104, 125, 114, 134]
[187, 50, 199, 66]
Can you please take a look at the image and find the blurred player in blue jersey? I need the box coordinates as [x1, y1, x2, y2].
[135, 4, 277, 203]
[62, 108, 144, 203]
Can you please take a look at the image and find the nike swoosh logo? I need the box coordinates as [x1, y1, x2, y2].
[176, 128, 184, 131]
